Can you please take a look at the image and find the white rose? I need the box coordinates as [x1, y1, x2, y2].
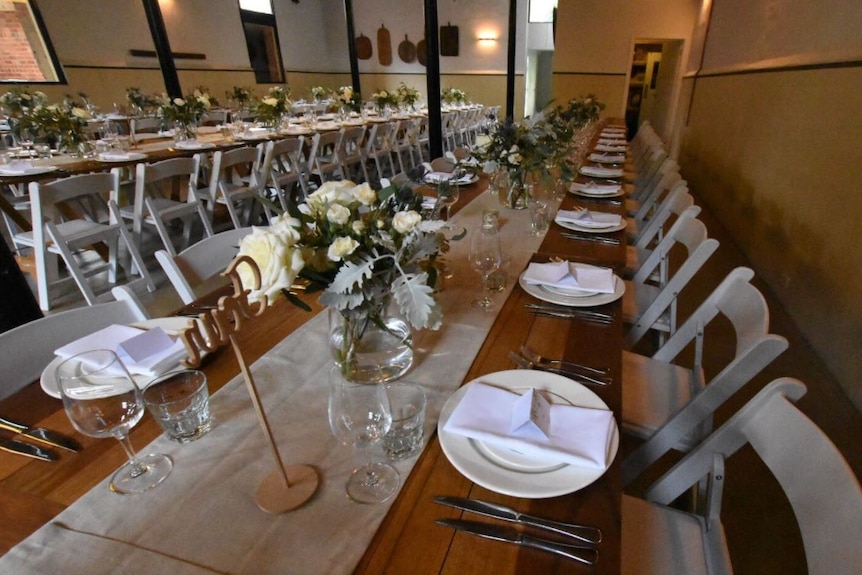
[71, 107, 90, 120]
[352, 182, 377, 206]
[306, 180, 357, 213]
[351, 220, 365, 235]
[269, 213, 301, 243]
[173, 98, 185, 106]
[392, 210, 421, 234]
[236, 227, 304, 303]
[327, 236, 359, 261]
[263, 97, 278, 107]
[326, 203, 351, 225]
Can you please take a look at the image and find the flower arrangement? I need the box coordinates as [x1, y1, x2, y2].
[441, 87, 467, 106]
[29, 102, 91, 152]
[126, 87, 158, 115]
[236, 180, 447, 379]
[395, 83, 421, 109]
[371, 89, 399, 111]
[253, 86, 291, 127]
[227, 86, 254, 109]
[310, 86, 329, 102]
[0, 87, 48, 120]
[558, 94, 604, 128]
[158, 90, 211, 126]
[335, 86, 362, 113]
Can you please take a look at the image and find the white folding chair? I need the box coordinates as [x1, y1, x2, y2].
[363, 122, 397, 183]
[25, 172, 156, 311]
[0, 289, 148, 399]
[260, 137, 310, 211]
[621, 267, 789, 482]
[129, 116, 164, 143]
[307, 130, 344, 184]
[121, 155, 214, 258]
[155, 226, 253, 304]
[624, 187, 698, 278]
[338, 126, 369, 183]
[622, 377, 862, 575]
[208, 146, 265, 230]
[623, 212, 718, 343]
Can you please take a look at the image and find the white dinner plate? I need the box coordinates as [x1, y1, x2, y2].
[569, 186, 625, 199]
[0, 165, 59, 177]
[519, 270, 625, 307]
[97, 152, 147, 163]
[174, 141, 215, 150]
[555, 216, 627, 234]
[579, 166, 624, 178]
[438, 370, 618, 498]
[40, 317, 200, 399]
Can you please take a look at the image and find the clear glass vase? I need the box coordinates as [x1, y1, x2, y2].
[501, 171, 530, 210]
[328, 300, 414, 384]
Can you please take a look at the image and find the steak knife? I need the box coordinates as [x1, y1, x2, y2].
[0, 417, 80, 452]
[0, 439, 57, 461]
[435, 518, 598, 565]
[434, 496, 602, 544]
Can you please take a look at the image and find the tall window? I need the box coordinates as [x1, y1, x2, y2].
[238, 0, 284, 84]
[0, 0, 65, 83]
[529, 0, 557, 23]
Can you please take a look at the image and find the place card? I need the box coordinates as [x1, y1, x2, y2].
[509, 388, 551, 439]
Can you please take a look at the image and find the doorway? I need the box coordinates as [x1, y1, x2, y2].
[625, 39, 683, 140]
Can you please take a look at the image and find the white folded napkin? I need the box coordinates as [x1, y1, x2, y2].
[98, 152, 133, 161]
[54, 324, 188, 378]
[424, 171, 456, 183]
[522, 261, 616, 294]
[175, 140, 208, 150]
[556, 209, 621, 229]
[444, 382, 615, 469]
[588, 153, 625, 163]
[579, 165, 624, 178]
[421, 196, 438, 210]
[597, 138, 626, 146]
[569, 182, 621, 195]
[0, 160, 33, 174]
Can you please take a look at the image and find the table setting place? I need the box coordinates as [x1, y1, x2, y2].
[555, 207, 625, 233]
[519, 259, 625, 309]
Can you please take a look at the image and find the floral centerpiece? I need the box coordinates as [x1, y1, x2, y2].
[310, 86, 329, 103]
[441, 87, 467, 106]
[227, 86, 253, 110]
[370, 89, 399, 113]
[253, 86, 290, 129]
[335, 86, 362, 113]
[0, 87, 48, 138]
[29, 101, 91, 154]
[395, 83, 421, 110]
[158, 89, 212, 140]
[126, 87, 158, 116]
[236, 180, 447, 383]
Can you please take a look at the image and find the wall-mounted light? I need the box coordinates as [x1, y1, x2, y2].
[477, 36, 498, 43]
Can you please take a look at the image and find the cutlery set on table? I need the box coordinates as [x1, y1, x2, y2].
[0, 416, 79, 461]
[509, 345, 612, 387]
[434, 496, 601, 565]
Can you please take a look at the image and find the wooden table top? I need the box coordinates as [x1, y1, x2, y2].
[0, 162, 631, 573]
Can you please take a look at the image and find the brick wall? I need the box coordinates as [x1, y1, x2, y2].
[0, 2, 45, 81]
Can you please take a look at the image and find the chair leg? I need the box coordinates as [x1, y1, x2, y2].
[111, 201, 156, 292]
[45, 222, 103, 306]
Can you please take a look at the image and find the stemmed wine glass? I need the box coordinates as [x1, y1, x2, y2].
[434, 181, 460, 223]
[469, 222, 503, 310]
[57, 349, 173, 494]
[328, 368, 399, 504]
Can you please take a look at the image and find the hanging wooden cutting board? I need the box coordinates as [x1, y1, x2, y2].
[377, 24, 392, 66]
[355, 33, 372, 60]
[440, 22, 459, 57]
[416, 38, 427, 66]
[398, 34, 416, 64]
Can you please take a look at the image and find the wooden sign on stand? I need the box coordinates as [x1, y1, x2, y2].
[180, 255, 319, 514]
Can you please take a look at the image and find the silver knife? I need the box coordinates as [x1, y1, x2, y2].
[0, 439, 57, 461]
[435, 518, 598, 565]
[435, 496, 602, 544]
[0, 417, 80, 452]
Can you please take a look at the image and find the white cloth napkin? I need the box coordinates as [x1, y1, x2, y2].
[98, 152, 133, 161]
[556, 209, 621, 229]
[569, 182, 621, 195]
[443, 382, 615, 468]
[589, 152, 625, 163]
[0, 160, 33, 174]
[594, 143, 627, 152]
[175, 140, 209, 150]
[54, 324, 188, 378]
[597, 138, 626, 146]
[579, 165, 624, 178]
[522, 261, 616, 294]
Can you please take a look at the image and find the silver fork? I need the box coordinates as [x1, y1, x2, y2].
[520, 345, 609, 376]
[508, 352, 611, 386]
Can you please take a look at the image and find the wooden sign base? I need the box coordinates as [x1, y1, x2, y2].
[256, 464, 319, 514]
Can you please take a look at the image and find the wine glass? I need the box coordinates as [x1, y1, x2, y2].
[328, 368, 399, 504]
[469, 224, 503, 310]
[435, 181, 460, 222]
[57, 349, 173, 494]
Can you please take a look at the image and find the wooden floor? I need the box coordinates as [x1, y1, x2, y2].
[623, 194, 862, 575]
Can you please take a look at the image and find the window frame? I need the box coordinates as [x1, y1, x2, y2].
[0, 0, 67, 85]
[238, 2, 285, 85]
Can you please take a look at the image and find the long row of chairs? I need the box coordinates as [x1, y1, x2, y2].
[604, 121, 862, 574]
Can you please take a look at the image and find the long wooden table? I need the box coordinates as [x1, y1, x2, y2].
[0, 152, 631, 572]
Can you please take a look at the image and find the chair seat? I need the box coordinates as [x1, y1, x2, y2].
[51, 219, 116, 248]
[622, 350, 699, 438]
[621, 494, 712, 575]
[622, 281, 670, 332]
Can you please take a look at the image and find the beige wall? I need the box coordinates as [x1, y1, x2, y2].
[679, 0, 862, 409]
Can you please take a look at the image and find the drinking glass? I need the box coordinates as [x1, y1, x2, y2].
[57, 349, 173, 494]
[328, 368, 399, 504]
[469, 224, 503, 310]
[435, 181, 460, 222]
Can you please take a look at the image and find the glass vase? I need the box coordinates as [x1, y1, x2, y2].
[328, 300, 414, 384]
[174, 120, 198, 143]
[500, 171, 530, 210]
